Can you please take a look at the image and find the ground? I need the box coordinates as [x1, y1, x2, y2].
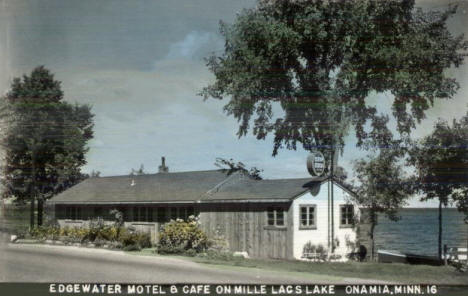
[1, 232, 466, 284]
[0, 241, 383, 284]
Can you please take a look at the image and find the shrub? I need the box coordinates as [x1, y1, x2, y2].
[110, 209, 124, 228]
[303, 241, 316, 254]
[302, 241, 328, 261]
[118, 228, 152, 248]
[29, 223, 151, 249]
[123, 244, 141, 252]
[30, 226, 60, 240]
[157, 216, 209, 254]
[207, 230, 230, 253]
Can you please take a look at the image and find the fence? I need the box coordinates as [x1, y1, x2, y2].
[443, 243, 468, 266]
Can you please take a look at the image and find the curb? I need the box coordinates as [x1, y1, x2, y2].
[13, 239, 118, 249]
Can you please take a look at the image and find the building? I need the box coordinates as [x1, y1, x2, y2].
[47, 159, 360, 260]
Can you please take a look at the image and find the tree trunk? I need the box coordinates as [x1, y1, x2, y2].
[29, 197, 35, 230]
[370, 222, 375, 261]
[37, 198, 43, 226]
[438, 200, 442, 259]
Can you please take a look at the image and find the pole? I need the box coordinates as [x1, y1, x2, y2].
[438, 200, 442, 260]
[331, 151, 335, 253]
[328, 178, 331, 250]
[29, 148, 36, 231]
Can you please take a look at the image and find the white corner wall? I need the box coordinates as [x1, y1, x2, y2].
[292, 180, 359, 260]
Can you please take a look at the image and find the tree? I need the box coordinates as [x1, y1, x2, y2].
[90, 170, 101, 178]
[0, 66, 94, 228]
[408, 111, 468, 258]
[214, 158, 263, 180]
[129, 164, 146, 176]
[352, 148, 411, 260]
[334, 166, 348, 183]
[201, 0, 467, 160]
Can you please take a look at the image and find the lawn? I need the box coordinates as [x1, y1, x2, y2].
[129, 248, 468, 284]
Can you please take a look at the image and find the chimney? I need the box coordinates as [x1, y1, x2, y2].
[158, 156, 169, 173]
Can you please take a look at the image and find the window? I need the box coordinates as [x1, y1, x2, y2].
[133, 207, 154, 222]
[170, 207, 178, 220]
[65, 206, 82, 220]
[340, 205, 354, 227]
[169, 207, 196, 221]
[157, 207, 166, 222]
[299, 205, 316, 229]
[94, 207, 103, 218]
[117, 207, 128, 221]
[266, 207, 286, 227]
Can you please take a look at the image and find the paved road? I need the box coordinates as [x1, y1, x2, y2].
[0, 233, 386, 284]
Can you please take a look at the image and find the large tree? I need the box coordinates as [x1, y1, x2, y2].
[352, 148, 411, 260]
[1, 66, 94, 228]
[201, 0, 467, 161]
[408, 111, 468, 259]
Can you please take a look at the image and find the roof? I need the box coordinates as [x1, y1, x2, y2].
[202, 176, 321, 202]
[50, 170, 228, 204]
[49, 170, 352, 204]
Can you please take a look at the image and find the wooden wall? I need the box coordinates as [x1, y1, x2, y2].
[52, 202, 296, 259]
[198, 203, 294, 260]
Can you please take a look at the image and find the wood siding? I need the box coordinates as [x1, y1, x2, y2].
[198, 203, 294, 260]
[53, 202, 296, 260]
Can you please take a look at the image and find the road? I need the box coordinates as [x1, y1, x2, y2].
[0, 233, 384, 284]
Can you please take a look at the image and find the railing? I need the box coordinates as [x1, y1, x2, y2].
[301, 252, 326, 262]
[301, 252, 343, 262]
[443, 244, 468, 266]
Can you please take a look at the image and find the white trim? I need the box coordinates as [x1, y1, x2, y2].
[377, 250, 406, 257]
[51, 199, 292, 205]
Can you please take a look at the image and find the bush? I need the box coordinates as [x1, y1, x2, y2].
[157, 216, 209, 254]
[118, 228, 152, 248]
[28, 223, 152, 249]
[30, 226, 60, 240]
[302, 241, 328, 261]
[207, 230, 230, 253]
[123, 244, 141, 252]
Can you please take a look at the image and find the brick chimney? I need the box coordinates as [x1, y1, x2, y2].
[158, 156, 169, 173]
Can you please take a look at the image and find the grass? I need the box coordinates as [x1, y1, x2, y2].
[126, 249, 468, 284]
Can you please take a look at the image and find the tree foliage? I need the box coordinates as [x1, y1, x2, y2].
[130, 164, 146, 176]
[407, 111, 468, 257]
[201, 0, 467, 157]
[352, 149, 411, 259]
[408, 112, 468, 212]
[214, 157, 263, 180]
[0, 66, 94, 225]
[90, 170, 101, 178]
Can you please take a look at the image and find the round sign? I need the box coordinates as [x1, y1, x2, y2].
[307, 151, 326, 176]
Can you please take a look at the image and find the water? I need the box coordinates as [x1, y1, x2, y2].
[375, 208, 468, 256]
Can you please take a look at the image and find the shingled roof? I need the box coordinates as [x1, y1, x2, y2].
[49, 170, 334, 204]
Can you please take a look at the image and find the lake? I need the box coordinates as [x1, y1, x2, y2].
[375, 208, 468, 256]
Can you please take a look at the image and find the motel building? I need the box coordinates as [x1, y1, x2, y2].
[47, 157, 363, 261]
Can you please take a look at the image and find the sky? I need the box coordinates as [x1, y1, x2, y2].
[0, 0, 467, 207]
